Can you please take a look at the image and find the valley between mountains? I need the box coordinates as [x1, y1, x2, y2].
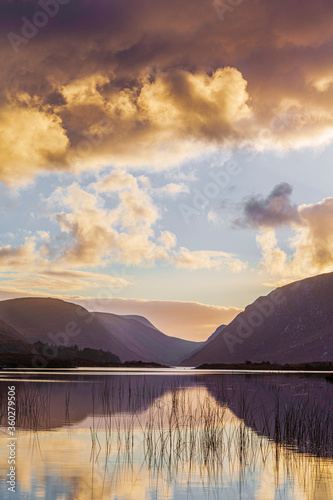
[0, 272, 333, 367]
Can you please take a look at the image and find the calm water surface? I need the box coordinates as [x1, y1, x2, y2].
[0, 369, 332, 500]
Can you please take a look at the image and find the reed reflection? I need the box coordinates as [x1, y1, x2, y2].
[0, 373, 332, 499]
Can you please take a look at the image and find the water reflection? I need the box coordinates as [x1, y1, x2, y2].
[0, 372, 332, 499]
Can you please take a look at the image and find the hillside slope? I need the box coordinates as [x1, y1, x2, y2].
[95, 312, 201, 365]
[182, 273, 333, 366]
[0, 298, 201, 365]
[0, 298, 140, 362]
[205, 325, 226, 343]
[120, 315, 158, 329]
[0, 319, 32, 353]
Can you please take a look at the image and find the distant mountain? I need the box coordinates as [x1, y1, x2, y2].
[0, 298, 139, 362]
[0, 319, 32, 353]
[95, 312, 202, 365]
[182, 273, 333, 366]
[174, 325, 226, 363]
[205, 325, 226, 343]
[0, 298, 201, 365]
[120, 315, 158, 329]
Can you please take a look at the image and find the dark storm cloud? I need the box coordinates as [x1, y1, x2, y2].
[1, 0, 333, 184]
[234, 183, 302, 229]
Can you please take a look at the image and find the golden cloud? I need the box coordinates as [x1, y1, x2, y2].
[0, 105, 69, 185]
[1, 63, 333, 185]
[62, 68, 252, 172]
[0, 269, 131, 295]
[0, 169, 246, 296]
[257, 197, 333, 282]
[50, 177, 247, 271]
[0, 68, 252, 184]
[137, 67, 251, 135]
[173, 248, 247, 272]
[52, 179, 167, 267]
[2, 0, 333, 185]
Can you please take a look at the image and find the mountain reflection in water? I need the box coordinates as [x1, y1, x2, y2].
[0, 371, 332, 499]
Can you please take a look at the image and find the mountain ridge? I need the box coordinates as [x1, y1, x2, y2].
[0, 297, 201, 365]
[0, 318, 32, 353]
[95, 312, 201, 365]
[181, 272, 333, 366]
[0, 298, 140, 362]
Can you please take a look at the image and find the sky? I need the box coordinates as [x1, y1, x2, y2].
[1, 0, 333, 340]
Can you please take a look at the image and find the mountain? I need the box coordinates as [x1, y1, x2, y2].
[0, 298, 201, 365]
[0, 298, 139, 362]
[0, 319, 32, 353]
[181, 273, 333, 366]
[120, 315, 158, 329]
[172, 325, 226, 364]
[205, 325, 226, 343]
[95, 312, 202, 365]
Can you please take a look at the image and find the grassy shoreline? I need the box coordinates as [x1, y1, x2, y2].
[0, 353, 169, 369]
[195, 361, 333, 371]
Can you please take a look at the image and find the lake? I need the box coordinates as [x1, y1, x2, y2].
[0, 369, 332, 499]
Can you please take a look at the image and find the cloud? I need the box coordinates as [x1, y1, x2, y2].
[232, 184, 333, 283]
[0, 231, 133, 294]
[95, 170, 138, 192]
[0, 237, 43, 270]
[0, 104, 69, 185]
[234, 183, 301, 228]
[0, 67, 251, 185]
[51, 177, 246, 270]
[174, 248, 247, 272]
[2, 0, 333, 183]
[74, 297, 243, 341]
[137, 67, 250, 139]
[256, 197, 333, 282]
[60, 66, 250, 169]
[152, 183, 190, 198]
[52, 178, 172, 267]
[0, 269, 131, 295]
[95, 172, 190, 200]
[0, 170, 246, 295]
[0, 235, 133, 294]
